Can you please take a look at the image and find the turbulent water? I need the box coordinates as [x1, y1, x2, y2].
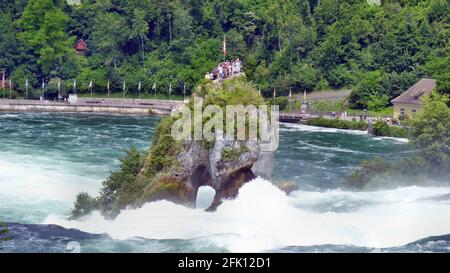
[1, 113, 449, 253]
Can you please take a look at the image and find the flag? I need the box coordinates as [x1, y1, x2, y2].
[123, 81, 126, 91]
[89, 80, 93, 89]
[152, 82, 156, 90]
[73, 79, 77, 91]
[289, 88, 292, 100]
[138, 81, 142, 91]
[25, 78, 29, 89]
[303, 90, 307, 101]
[42, 79, 45, 89]
[223, 34, 227, 57]
[57, 79, 61, 91]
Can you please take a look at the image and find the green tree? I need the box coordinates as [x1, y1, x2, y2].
[91, 12, 129, 69]
[71, 192, 99, 219]
[18, 0, 74, 76]
[410, 92, 450, 175]
[367, 94, 389, 111]
[350, 70, 387, 109]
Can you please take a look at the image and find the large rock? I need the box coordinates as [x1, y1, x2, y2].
[165, 135, 263, 210]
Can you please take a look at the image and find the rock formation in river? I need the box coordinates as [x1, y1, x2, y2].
[71, 77, 276, 219]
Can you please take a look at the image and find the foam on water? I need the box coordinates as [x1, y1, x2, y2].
[281, 123, 369, 135]
[0, 152, 102, 223]
[44, 178, 450, 252]
[1, 113, 445, 252]
[372, 136, 409, 143]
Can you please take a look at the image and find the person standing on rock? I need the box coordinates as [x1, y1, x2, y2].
[236, 58, 242, 73]
[218, 64, 224, 79]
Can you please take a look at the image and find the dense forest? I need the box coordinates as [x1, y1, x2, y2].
[0, 0, 449, 108]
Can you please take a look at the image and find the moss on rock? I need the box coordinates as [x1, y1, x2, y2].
[71, 76, 269, 219]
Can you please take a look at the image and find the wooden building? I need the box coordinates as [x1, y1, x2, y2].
[74, 39, 88, 55]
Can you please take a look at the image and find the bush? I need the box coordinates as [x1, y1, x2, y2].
[222, 146, 250, 162]
[310, 99, 345, 112]
[372, 120, 409, 138]
[268, 96, 288, 111]
[71, 146, 146, 218]
[71, 193, 99, 219]
[410, 92, 450, 175]
[349, 70, 387, 109]
[306, 117, 368, 131]
[100, 145, 148, 211]
[315, 78, 330, 91]
[345, 157, 394, 190]
[0, 89, 19, 99]
[367, 94, 389, 112]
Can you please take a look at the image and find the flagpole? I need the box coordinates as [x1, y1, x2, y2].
[289, 88, 292, 112]
[25, 78, 29, 100]
[73, 79, 77, 95]
[107, 80, 110, 99]
[123, 81, 126, 98]
[273, 87, 276, 105]
[42, 79, 45, 100]
[223, 34, 227, 62]
[57, 79, 61, 100]
[138, 81, 142, 99]
[2, 70, 5, 99]
[9, 78, 12, 100]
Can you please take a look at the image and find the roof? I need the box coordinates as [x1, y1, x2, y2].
[74, 39, 88, 51]
[391, 78, 436, 105]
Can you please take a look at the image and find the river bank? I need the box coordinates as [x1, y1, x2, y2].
[0, 98, 182, 115]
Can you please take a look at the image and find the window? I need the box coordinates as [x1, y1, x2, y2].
[400, 108, 405, 116]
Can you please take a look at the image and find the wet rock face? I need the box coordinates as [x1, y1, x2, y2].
[172, 137, 268, 210]
[136, 77, 275, 211]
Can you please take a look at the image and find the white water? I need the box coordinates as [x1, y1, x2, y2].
[1, 113, 447, 252]
[0, 152, 103, 223]
[281, 123, 369, 135]
[196, 186, 216, 210]
[44, 178, 450, 252]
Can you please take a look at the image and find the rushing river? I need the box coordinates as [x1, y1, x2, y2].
[1, 113, 449, 253]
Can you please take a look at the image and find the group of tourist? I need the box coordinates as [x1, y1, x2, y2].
[205, 59, 243, 81]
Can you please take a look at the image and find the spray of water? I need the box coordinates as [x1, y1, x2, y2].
[44, 178, 450, 252]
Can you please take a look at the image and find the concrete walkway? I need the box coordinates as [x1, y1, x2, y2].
[0, 98, 183, 115]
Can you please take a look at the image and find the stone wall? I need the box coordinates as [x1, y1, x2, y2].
[0, 99, 181, 115]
